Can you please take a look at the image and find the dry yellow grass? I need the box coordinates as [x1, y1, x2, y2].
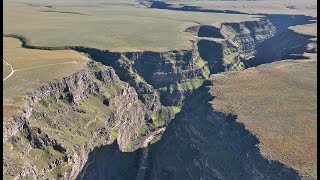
[210, 59, 317, 179]
[3, 37, 90, 120]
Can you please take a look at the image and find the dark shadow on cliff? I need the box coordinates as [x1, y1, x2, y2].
[198, 26, 224, 39]
[147, 1, 317, 36]
[264, 14, 316, 34]
[197, 40, 224, 74]
[77, 81, 300, 180]
[244, 29, 315, 67]
[147, 80, 300, 180]
[148, 1, 247, 14]
[76, 141, 142, 180]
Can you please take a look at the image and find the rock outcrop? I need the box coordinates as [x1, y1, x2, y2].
[76, 44, 210, 108]
[3, 61, 168, 179]
[195, 17, 276, 71]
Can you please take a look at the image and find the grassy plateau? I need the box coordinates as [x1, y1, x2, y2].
[4, 0, 259, 51]
[3, 37, 89, 120]
[210, 59, 317, 179]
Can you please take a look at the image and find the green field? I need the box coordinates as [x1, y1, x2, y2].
[3, 37, 89, 120]
[3, 1, 258, 51]
[210, 60, 317, 179]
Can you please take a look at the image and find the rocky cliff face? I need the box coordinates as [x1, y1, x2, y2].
[196, 17, 276, 71]
[76, 44, 210, 108]
[3, 61, 168, 179]
[127, 49, 208, 88]
[195, 15, 315, 72]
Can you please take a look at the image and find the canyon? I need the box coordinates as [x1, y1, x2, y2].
[3, 1, 317, 180]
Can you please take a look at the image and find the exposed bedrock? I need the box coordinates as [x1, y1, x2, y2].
[30, 61, 147, 151]
[73, 48, 162, 117]
[195, 15, 316, 71]
[221, 17, 276, 53]
[75, 46, 210, 107]
[193, 17, 276, 72]
[219, 17, 276, 70]
[4, 61, 109, 141]
[4, 62, 155, 179]
[126, 49, 209, 88]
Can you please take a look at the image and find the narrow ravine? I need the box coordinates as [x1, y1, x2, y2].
[136, 128, 165, 180]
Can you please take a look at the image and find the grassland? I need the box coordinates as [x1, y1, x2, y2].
[210, 59, 317, 179]
[3, 37, 89, 120]
[3, 61, 12, 78]
[289, 23, 317, 37]
[175, 0, 317, 17]
[3, 1, 258, 51]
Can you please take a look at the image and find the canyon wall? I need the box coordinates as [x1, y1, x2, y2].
[3, 13, 316, 179]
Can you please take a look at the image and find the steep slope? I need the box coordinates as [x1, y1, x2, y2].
[3, 61, 173, 179]
[219, 17, 276, 70]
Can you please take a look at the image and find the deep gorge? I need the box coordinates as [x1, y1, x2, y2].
[74, 14, 316, 180]
[3, 12, 316, 179]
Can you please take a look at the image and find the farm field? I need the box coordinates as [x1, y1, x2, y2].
[3, 37, 89, 120]
[210, 59, 317, 179]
